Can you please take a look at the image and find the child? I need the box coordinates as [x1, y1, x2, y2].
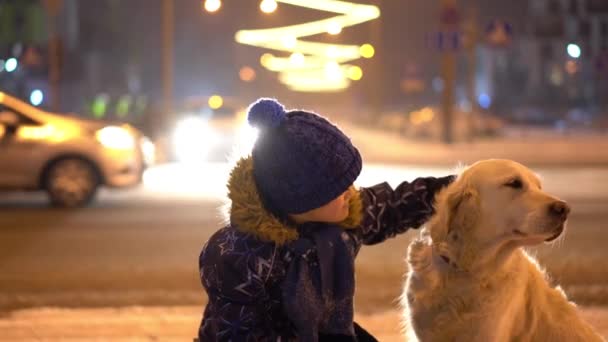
[198, 98, 454, 341]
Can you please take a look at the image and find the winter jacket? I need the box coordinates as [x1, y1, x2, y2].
[198, 157, 454, 341]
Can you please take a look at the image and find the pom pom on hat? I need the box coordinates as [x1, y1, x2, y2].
[247, 98, 287, 129]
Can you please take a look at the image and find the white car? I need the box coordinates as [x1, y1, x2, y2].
[0, 92, 154, 207]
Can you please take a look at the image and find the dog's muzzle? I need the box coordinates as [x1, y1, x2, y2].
[545, 200, 570, 242]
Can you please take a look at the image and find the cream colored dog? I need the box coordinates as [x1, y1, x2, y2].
[401, 159, 605, 342]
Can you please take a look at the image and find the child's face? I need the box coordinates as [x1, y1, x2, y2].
[289, 186, 354, 224]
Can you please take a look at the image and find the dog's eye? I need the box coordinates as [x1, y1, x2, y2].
[504, 178, 523, 189]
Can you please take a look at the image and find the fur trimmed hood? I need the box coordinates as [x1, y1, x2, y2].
[227, 156, 363, 245]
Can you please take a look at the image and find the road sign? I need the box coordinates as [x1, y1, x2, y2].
[440, 7, 460, 27]
[23, 46, 42, 67]
[485, 19, 513, 47]
[42, 0, 64, 16]
[426, 31, 461, 51]
[595, 51, 608, 76]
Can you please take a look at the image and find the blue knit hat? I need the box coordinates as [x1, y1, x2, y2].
[247, 98, 362, 215]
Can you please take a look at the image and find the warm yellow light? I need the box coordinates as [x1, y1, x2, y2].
[18, 124, 69, 142]
[280, 70, 350, 92]
[347, 65, 362, 80]
[409, 107, 435, 125]
[360, 43, 375, 58]
[325, 61, 342, 80]
[203, 0, 221, 13]
[327, 21, 342, 35]
[208, 95, 224, 109]
[96, 126, 136, 149]
[326, 46, 340, 59]
[239, 66, 257, 82]
[290, 52, 305, 66]
[235, 0, 381, 92]
[260, 0, 278, 13]
[281, 36, 297, 49]
[565, 60, 579, 75]
[420, 107, 434, 122]
[260, 53, 274, 67]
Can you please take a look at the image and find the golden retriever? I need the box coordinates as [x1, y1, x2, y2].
[401, 159, 605, 342]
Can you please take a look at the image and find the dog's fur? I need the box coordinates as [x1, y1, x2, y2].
[401, 159, 605, 342]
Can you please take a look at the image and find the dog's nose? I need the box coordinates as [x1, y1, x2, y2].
[549, 201, 571, 220]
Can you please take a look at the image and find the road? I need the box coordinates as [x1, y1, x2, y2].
[1, 163, 608, 312]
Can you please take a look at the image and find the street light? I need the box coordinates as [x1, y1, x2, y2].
[204, 0, 221, 13]
[567, 43, 581, 59]
[30, 90, 44, 106]
[260, 0, 277, 14]
[5, 58, 18, 73]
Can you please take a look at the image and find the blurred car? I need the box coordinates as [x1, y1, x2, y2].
[164, 96, 257, 164]
[510, 106, 556, 126]
[0, 92, 155, 207]
[378, 106, 504, 140]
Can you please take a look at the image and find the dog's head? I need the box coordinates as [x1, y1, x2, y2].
[429, 159, 570, 267]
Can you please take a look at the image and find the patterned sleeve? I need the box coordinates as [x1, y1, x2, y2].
[355, 175, 455, 245]
[198, 228, 281, 341]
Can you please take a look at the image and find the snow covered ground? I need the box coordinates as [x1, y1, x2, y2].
[1, 305, 607, 341]
[3, 124, 608, 341]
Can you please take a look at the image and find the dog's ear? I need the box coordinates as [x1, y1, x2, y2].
[430, 180, 479, 242]
[446, 186, 478, 236]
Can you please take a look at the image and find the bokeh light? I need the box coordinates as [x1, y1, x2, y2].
[235, 0, 380, 92]
[29, 89, 43, 106]
[347, 65, 363, 81]
[478, 93, 492, 109]
[289, 52, 305, 66]
[239, 66, 256, 82]
[260, 53, 273, 68]
[260, 0, 278, 13]
[327, 21, 343, 35]
[5, 58, 18, 73]
[203, 0, 221, 13]
[208, 95, 223, 109]
[360, 44, 375, 58]
[567, 43, 581, 59]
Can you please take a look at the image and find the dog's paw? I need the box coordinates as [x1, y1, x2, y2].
[408, 240, 432, 272]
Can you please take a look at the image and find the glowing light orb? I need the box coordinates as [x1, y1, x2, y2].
[260, 0, 278, 13]
[203, 0, 221, 13]
[208, 95, 223, 109]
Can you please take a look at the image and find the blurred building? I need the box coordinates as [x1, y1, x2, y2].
[522, 0, 608, 108]
[15, 0, 606, 124]
[0, 1, 48, 103]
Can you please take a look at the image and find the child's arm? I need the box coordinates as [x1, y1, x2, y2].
[198, 229, 282, 341]
[354, 175, 455, 245]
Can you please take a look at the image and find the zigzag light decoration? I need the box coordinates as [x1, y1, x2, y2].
[235, 0, 380, 92]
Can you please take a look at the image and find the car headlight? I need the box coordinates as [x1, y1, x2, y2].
[173, 116, 217, 163]
[96, 126, 136, 150]
[141, 136, 156, 166]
